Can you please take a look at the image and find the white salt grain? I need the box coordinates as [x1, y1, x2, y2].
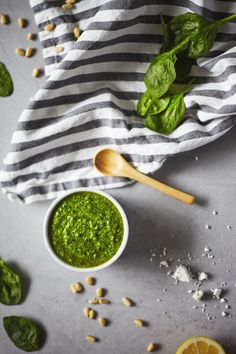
[193, 290, 204, 302]
[173, 265, 193, 282]
[212, 288, 222, 299]
[198, 272, 208, 282]
[159, 261, 169, 268]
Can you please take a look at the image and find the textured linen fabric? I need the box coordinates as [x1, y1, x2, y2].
[1, 0, 236, 203]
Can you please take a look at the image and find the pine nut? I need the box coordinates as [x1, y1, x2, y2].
[86, 276, 95, 285]
[15, 48, 25, 57]
[88, 309, 95, 319]
[88, 298, 99, 305]
[85, 335, 96, 343]
[62, 3, 73, 9]
[44, 23, 55, 32]
[25, 47, 33, 58]
[96, 288, 104, 297]
[98, 318, 107, 327]
[147, 343, 156, 352]
[99, 298, 110, 304]
[73, 27, 80, 39]
[0, 14, 8, 25]
[54, 46, 64, 53]
[18, 18, 27, 28]
[83, 307, 90, 318]
[134, 319, 144, 327]
[32, 68, 40, 78]
[122, 297, 133, 307]
[70, 282, 83, 293]
[66, 0, 76, 4]
[27, 32, 36, 40]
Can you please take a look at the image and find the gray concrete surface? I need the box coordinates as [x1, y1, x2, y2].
[0, 1, 236, 353]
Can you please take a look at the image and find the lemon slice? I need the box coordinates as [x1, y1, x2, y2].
[176, 336, 226, 354]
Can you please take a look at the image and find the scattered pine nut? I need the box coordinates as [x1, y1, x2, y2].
[86, 276, 95, 285]
[83, 307, 90, 318]
[85, 335, 96, 343]
[25, 47, 33, 58]
[70, 282, 83, 293]
[32, 68, 40, 78]
[73, 27, 80, 39]
[98, 318, 107, 327]
[62, 3, 73, 9]
[99, 298, 110, 304]
[96, 288, 104, 297]
[27, 32, 36, 40]
[44, 23, 55, 32]
[54, 46, 64, 53]
[88, 298, 99, 305]
[133, 319, 144, 327]
[147, 343, 156, 352]
[88, 309, 95, 319]
[122, 297, 133, 307]
[0, 14, 8, 25]
[15, 48, 25, 57]
[66, 0, 76, 4]
[18, 18, 27, 28]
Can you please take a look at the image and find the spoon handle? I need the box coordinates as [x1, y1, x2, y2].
[123, 165, 195, 205]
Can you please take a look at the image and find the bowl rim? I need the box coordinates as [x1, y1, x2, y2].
[43, 188, 129, 272]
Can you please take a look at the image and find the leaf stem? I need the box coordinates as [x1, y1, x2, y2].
[217, 12, 236, 26]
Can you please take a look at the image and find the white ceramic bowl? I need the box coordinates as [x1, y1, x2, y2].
[43, 188, 129, 272]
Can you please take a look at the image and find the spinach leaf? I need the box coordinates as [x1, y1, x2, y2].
[187, 13, 236, 58]
[0, 63, 13, 97]
[0, 258, 21, 305]
[145, 81, 193, 134]
[166, 12, 236, 59]
[166, 12, 210, 50]
[137, 91, 170, 116]
[145, 93, 185, 134]
[3, 316, 41, 352]
[175, 57, 195, 82]
[144, 51, 177, 98]
[160, 14, 172, 52]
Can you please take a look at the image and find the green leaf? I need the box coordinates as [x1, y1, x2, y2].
[137, 91, 170, 117]
[144, 51, 177, 99]
[175, 57, 195, 82]
[166, 12, 236, 59]
[0, 63, 13, 97]
[160, 14, 172, 53]
[188, 13, 236, 58]
[145, 81, 193, 134]
[166, 12, 210, 50]
[145, 93, 185, 134]
[3, 316, 41, 352]
[0, 258, 21, 305]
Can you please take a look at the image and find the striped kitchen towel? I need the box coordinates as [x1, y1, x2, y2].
[1, 0, 236, 203]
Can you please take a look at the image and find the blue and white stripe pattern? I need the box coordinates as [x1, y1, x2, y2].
[1, 0, 236, 203]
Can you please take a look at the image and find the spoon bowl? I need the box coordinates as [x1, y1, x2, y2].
[93, 148, 125, 176]
[94, 148, 195, 205]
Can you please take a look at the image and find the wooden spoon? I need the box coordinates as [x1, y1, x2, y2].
[93, 148, 195, 205]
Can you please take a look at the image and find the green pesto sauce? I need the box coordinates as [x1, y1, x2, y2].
[49, 192, 124, 268]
